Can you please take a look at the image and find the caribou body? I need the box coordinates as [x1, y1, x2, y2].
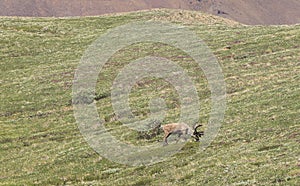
[161, 123, 203, 145]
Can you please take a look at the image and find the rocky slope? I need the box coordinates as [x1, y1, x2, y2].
[199, 0, 300, 25]
[0, 0, 197, 17]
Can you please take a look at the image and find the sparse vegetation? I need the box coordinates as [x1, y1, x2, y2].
[0, 10, 299, 185]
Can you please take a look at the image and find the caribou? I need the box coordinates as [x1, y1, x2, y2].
[161, 123, 204, 145]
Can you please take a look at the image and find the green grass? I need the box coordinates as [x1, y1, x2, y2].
[1, 10, 299, 185]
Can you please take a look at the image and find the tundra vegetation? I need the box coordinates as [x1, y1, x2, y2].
[0, 10, 299, 185]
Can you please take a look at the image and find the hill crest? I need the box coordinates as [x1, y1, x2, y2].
[0, 0, 300, 25]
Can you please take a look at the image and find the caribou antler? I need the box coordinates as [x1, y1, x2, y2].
[194, 124, 202, 131]
[192, 124, 204, 142]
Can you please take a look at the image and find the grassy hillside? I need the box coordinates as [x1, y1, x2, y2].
[0, 10, 299, 185]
